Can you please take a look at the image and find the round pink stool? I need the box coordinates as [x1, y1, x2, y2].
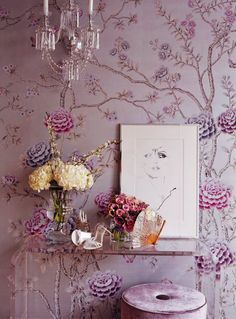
[121, 283, 207, 319]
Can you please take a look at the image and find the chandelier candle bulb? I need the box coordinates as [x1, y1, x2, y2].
[89, 0, 93, 15]
[44, 0, 49, 16]
[96, 30, 100, 49]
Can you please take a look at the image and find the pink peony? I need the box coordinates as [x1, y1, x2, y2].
[196, 239, 234, 279]
[25, 208, 50, 235]
[218, 108, 236, 134]
[199, 179, 231, 211]
[45, 108, 74, 133]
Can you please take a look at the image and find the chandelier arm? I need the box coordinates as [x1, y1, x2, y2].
[36, 0, 100, 81]
[46, 52, 63, 75]
[55, 28, 62, 44]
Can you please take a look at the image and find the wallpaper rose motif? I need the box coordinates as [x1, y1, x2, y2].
[199, 179, 231, 210]
[1, 0, 236, 318]
[88, 271, 122, 299]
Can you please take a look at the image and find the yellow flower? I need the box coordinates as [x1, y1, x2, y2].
[28, 163, 53, 191]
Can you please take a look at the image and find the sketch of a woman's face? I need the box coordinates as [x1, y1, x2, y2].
[143, 147, 168, 179]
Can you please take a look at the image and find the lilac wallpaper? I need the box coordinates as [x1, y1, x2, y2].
[1, 0, 236, 318]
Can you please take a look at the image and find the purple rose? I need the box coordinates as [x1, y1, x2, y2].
[26, 142, 51, 167]
[1, 175, 18, 186]
[46, 108, 74, 133]
[25, 208, 50, 235]
[186, 113, 216, 140]
[87, 271, 122, 299]
[196, 240, 234, 279]
[199, 179, 231, 211]
[218, 109, 236, 134]
[95, 189, 116, 213]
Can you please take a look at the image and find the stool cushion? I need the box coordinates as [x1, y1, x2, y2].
[121, 283, 207, 319]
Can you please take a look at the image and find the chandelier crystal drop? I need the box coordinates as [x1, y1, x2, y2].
[35, 0, 100, 81]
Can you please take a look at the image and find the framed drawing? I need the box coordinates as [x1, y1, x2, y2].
[120, 124, 199, 238]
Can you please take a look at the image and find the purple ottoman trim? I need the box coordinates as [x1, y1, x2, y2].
[121, 283, 207, 319]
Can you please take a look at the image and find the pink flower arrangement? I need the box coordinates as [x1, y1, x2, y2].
[107, 193, 148, 233]
[199, 179, 231, 211]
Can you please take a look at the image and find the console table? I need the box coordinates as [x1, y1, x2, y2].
[10, 235, 219, 319]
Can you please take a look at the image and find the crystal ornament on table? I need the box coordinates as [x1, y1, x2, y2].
[131, 188, 176, 248]
[35, 0, 100, 81]
[131, 207, 166, 248]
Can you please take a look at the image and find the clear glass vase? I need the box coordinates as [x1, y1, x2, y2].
[45, 185, 73, 243]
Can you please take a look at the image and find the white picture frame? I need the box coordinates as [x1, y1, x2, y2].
[120, 124, 199, 238]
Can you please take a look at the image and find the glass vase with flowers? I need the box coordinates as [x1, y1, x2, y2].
[27, 113, 118, 242]
[106, 193, 149, 242]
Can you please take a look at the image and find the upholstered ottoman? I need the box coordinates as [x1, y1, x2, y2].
[121, 283, 207, 319]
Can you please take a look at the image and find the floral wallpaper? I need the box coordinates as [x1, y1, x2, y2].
[1, 0, 236, 318]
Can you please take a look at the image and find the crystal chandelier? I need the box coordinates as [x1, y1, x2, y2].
[35, 0, 100, 81]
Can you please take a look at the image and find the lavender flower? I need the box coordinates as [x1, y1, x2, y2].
[153, 66, 168, 82]
[186, 113, 217, 140]
[121, 41, 130, 50]
[195, 255, 215, 274]
[158, 51, 169, 60]
[2, 64, 16, 74]
[26, 142, 51, 167]
[1, 175, 18, 186]
[110, 48, 118, 56]
[88, 271, 122, 299]
[119, 54, 128, 61]
[70, 150, 94, 171]
[95, 189, 116, 214]
[159, 43, 171, 60]
[218, 109, 236, 134]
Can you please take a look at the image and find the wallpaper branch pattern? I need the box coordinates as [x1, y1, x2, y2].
[1, 0, 236, 318]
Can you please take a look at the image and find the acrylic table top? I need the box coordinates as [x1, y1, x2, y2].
[15, 234, 208, 257]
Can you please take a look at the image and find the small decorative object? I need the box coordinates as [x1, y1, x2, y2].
[105, 193, 149, 242]
[83, 224, 112, 250]
[76, 209, 90, 232]
[71, 229, 92, 246]
[131, 207, 166, 248]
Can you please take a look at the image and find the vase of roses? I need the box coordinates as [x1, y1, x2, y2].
[106, 193, 149, 242]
